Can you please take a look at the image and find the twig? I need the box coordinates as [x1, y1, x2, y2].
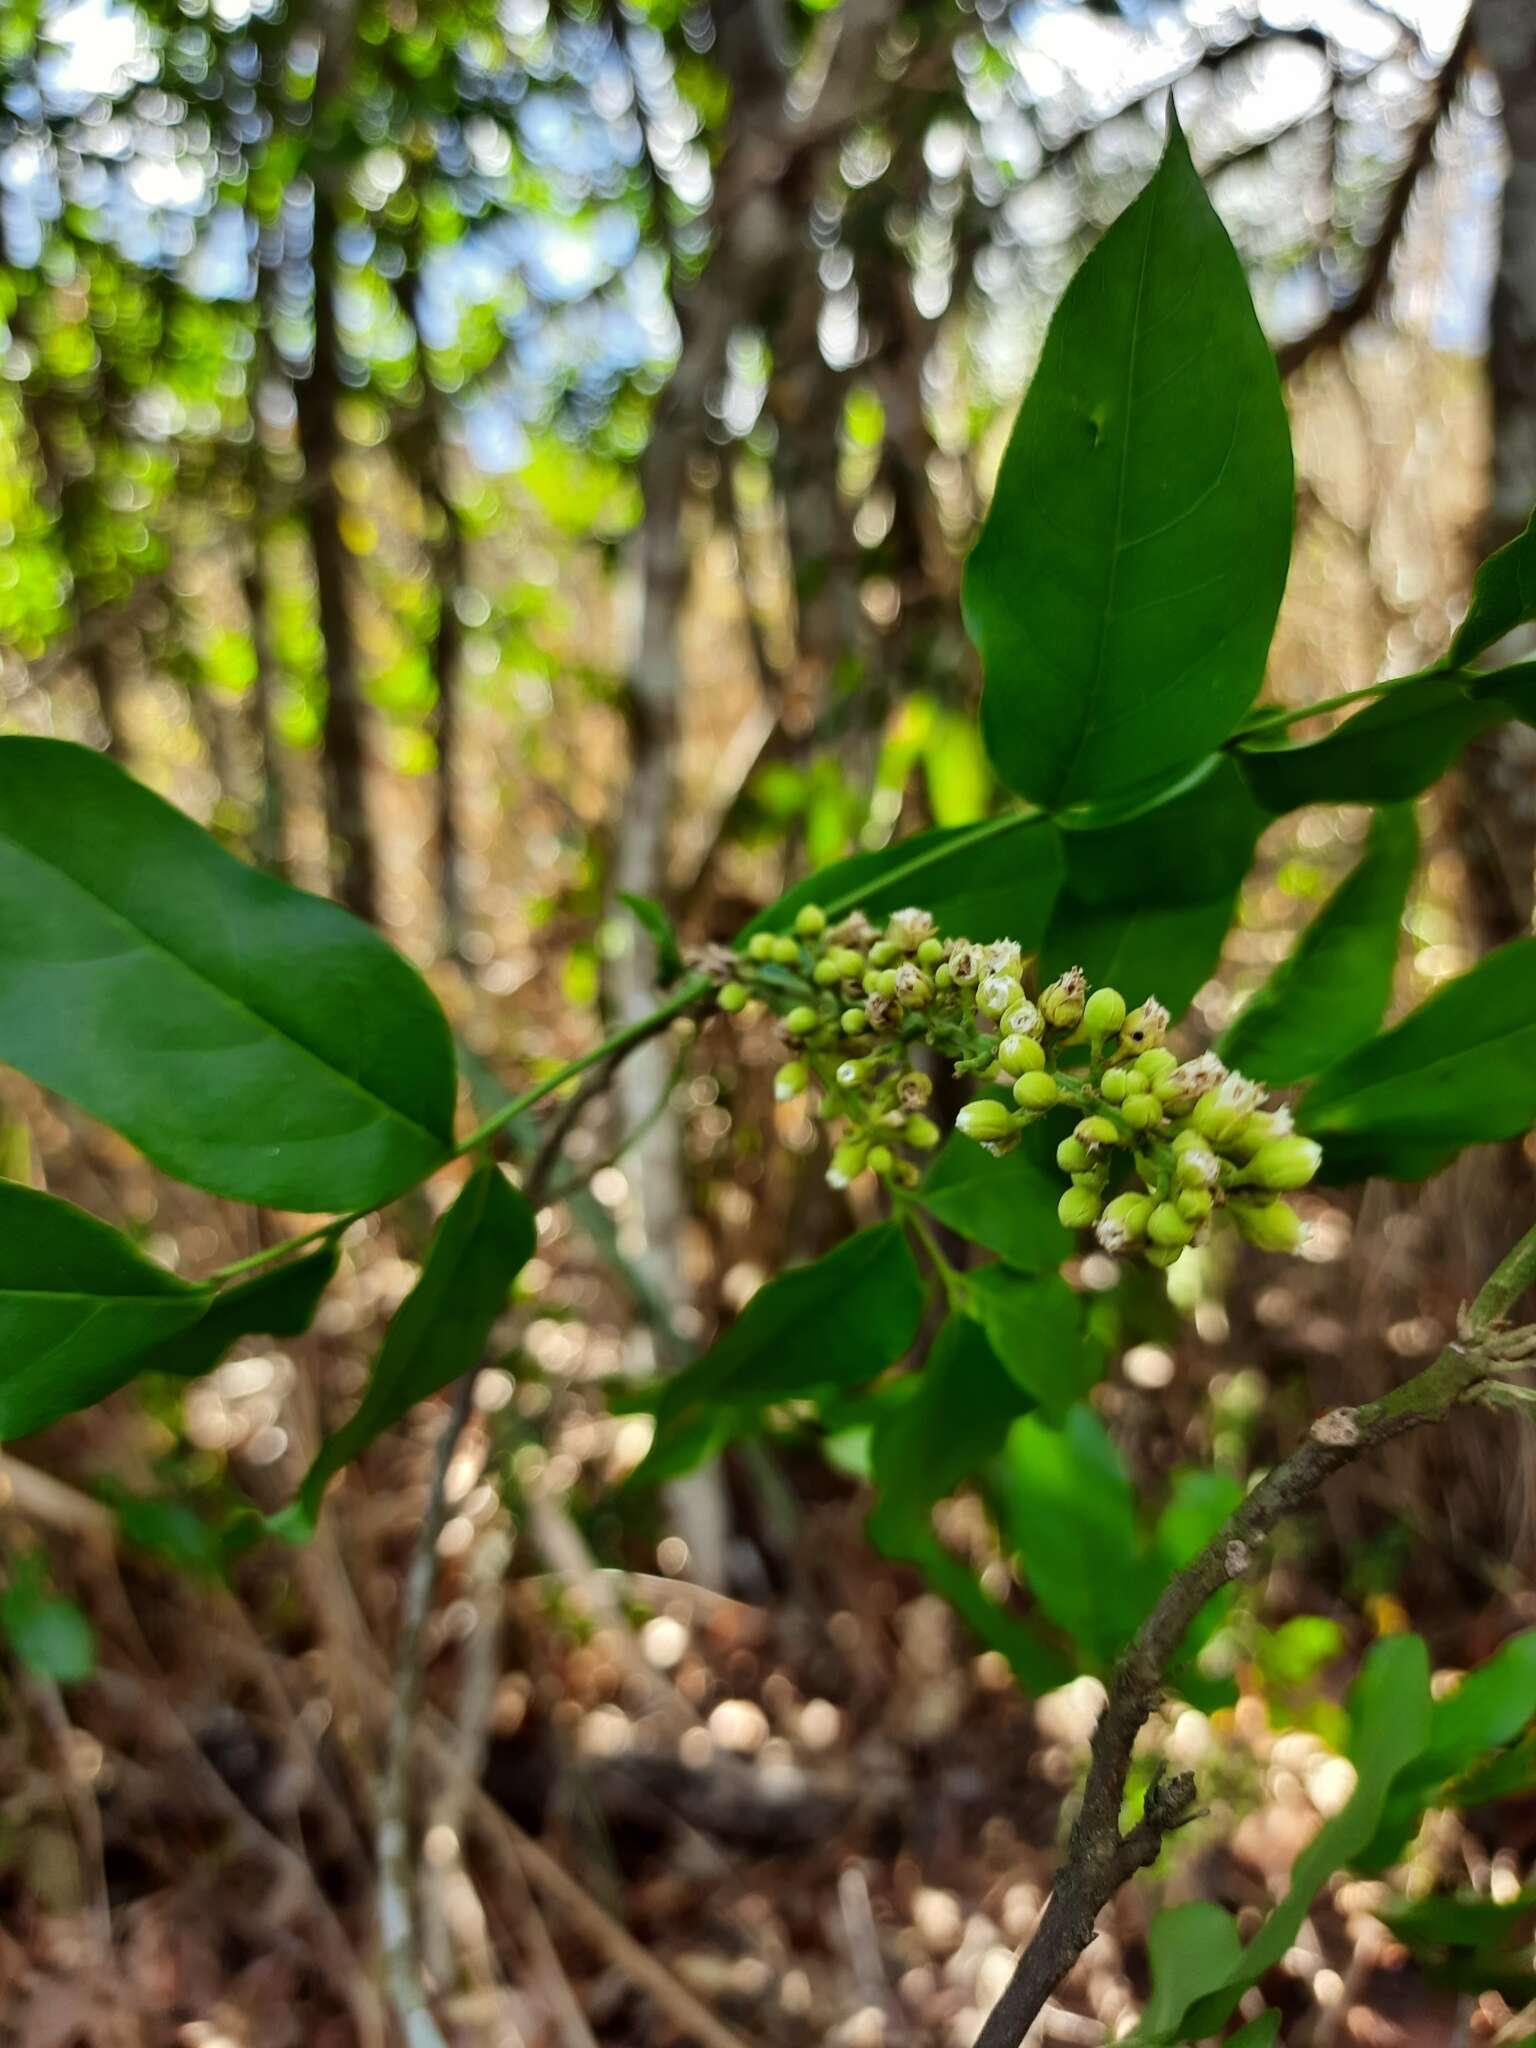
[971, 1219, 1536, 2048]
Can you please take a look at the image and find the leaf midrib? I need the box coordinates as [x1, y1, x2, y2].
[0, 828, 450, 1159]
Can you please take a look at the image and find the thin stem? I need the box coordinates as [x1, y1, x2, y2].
[900, 1203, 964, 1301]
[1232, 665, 1432, 743]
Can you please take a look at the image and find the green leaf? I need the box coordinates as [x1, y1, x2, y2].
[618, 891, 684, 986]
[1219, 807, 1417, 1086]
[0, 738, 456, 1210]
[1137, 1902, 1245, 2042]
[1041, 888, 1234, 1024]
[1057, 758, 1265, 908]
[634, 1224, 927, 1483]
[1449, 507, 1536, 665]
[1254, 1615, 1345, 1690]
[869, 1313, 1036, 1541]
[137, 1247, 339, 1380]
[1226, 2017, 1282, 2048]
[965, 1266, 1094, 1420]
[0, 1576, 96, 1684]
[1379, 1890, 1536, 1955]
[1299, 938, 1536, 1181]
[744, 812, 1063, 951]
[284, 1164, 535, 1529]
[916, 1128, 1070, 1273]
[995, 1405, 1154, 1665]
[0, 1182, 210, 1440]
[1139, 1634, 1434, 2044]
[964, 118, 1292, 811]
[1233, 665, 1536, 814]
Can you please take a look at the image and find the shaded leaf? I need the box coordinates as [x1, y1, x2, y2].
[0, 738, 456, 1211]
[0, 1182, 210, 1440]
[965, 1266, 1094, 1420]
[1450, 507, 1536, 665]
[1041, 888, 1234, 1024]
[1057, 757, 1265, 908]
[0, 1575, 96, 1684]
[138, 1247, 339, 1380]
[869, 1313, 1036, 1535]
[1219, 806, 1417, 1086]
[916, 1128, 1070, 1273]
[964, 119, 1292, 810]
[1299, 938, 1536, 1181]
[284, 1164, 535, 1529]
[1235, 671, 1495, 812]
[618, 891, 684, 986]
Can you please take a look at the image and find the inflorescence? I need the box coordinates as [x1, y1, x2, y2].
[713, 903, 1321, 1269]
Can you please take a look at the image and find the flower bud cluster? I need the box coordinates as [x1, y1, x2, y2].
[714, 901, 1321, 1268]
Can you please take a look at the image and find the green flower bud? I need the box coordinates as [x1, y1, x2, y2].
[1148, 1201, 1196, 1248]
[1003, 998, 1044, 1040]
[774, 1061, 810, 1102]
[886, 907, 936, 953]
[1096, 1192, 1154, 1252]
[1176, 1187, 1213, 1223]
[1134, 1047, 1178, 1082]
[1242, 1136, 1323, 1192]
[934, 965, 955, 991]
[835, 1059, 868, 1089]
[867, 1144, 894, 1175]
[977, 972, 1022, 1019]
[904, 1114, 941, 1150]
[998, 1033, 1047, 1077]
[1120, 1067, 1152, 1095]
[827, 1138, 870, 1188]
[892, 963, 934, 1009]
[862, 970, 883, 996]
[1174, 1145, 1221, 1190]
[719, 982, 750, 1014]
[840, 1007, 869, 1034]
[1225, 1107, 1295, 1160]
[956, 1100, 1018, 1145]
[917, 937, 946, 968]
[1145, 1244, 1184, 1271]
[783, 1005, 820, 1037]
[832, 948, 867, 978]
[769, 935, 801, 966]
[1155, 1053, 1227, 1116]
[890, 1158, 922, 1189]
[1120, 1092, 1162, 1133]
[748, 932, 776, 962]
[1058, 1185, 1103, 1229]
[868, 940, 900, 968]
[1190, 1072, 1266, 1146]
[813, 958, 844, 987]
[1100, 1069, 1131, 1105]
[1039, 966, 1087, 1031]
[1074, 1115, 1120, 1150]
[1071, 1169, 1106, 1191]
[794, 903, 827, 938]
[1083, 987, 1127, 1039]
[1228, 1197, 1306, 1253]
[1013, 1071, 1059, 1111]
[1118, 998, 1169, 1056]
[1056, 1136, 1092, 1173]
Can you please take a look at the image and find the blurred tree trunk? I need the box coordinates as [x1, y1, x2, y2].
[295, 187, 378, 924]
[242, 525, 289, 876]
[1458, 1, 1536, 946]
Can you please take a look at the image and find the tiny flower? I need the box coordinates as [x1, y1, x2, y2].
[1174, 1145, 1221, 1190]
[982, 938, 1025, 978]
[1074, 1115, 1120, 1149]
[1101, 1191, 1155, 1239]
[1039, 967, 1087, 1030]
[829, 912, 877, 949]
[957, 1100, 1017, 1145]
[774, 1061, 810, 1101]
[1155, 1053, 1228, 1115]
[998, 1033, 1046, 1077]
[865, 992, 904, 1034]
[886, 906, 937, 953]
[976, 973, 1022, 1019]
[1082, 987, 1127, 1038]
[1148, 1201, 1196, 1248]
[904, 1114, 941, 1149]
[827, 1138, 870, 1188]
[1190, 1071, 1266, 1145]
[892, 963, 934, 1008]
[1119, 998, 1169, 1055]
[835, 1059, 868, 1089]
[1003, 999, 1044, 1040]
[896, 1071, 933, 1111]
[948, 941, 983, 985]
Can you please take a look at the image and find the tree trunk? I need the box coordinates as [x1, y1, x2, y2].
[295, 188, 378, 923]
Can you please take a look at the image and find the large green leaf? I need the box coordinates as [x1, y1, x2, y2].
[284, 1164, 534, 1529]
[0, 1183, 211, 1439]
[1041, 888, 1234, 1024]
[635, 1224, 928, 1484]
[916, 1127, 1070, 1272]
[138, 1247, 339, 1380]
[1057, 757, 1265, 908]
[0, 738, 457, 1211]
[964, 1266, 1094, 1420]
[1219, 806, 1417, 1086]
[869, 1313, 1035, 1528]
[1449, 508, 1536, 666]
[744, 812, 1063, 951]
[1299, 938, 1536, 1181]
[964, 119, 1292, 811]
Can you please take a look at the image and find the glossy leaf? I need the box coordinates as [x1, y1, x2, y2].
[744, 812, 1063, 951]
[635, 1224, 928, 1485]
[286, 1164, 534, 1528]
[1057, 757, 1264, 909]
[964, 118, 1292, 811]
[1449, 507, 1536, 665]
[1219, 806, 1417, 1086]
[1041, 888, 1234, 1024]
[1299, 939, 1536, 1181]
[965, 1266, 1094, 1420]
[0, 1182, 211, 1440]
[0, 738, 457, 1210]
[916, 1128, 1070, 1273]
[139, 1247, 339, 1380]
